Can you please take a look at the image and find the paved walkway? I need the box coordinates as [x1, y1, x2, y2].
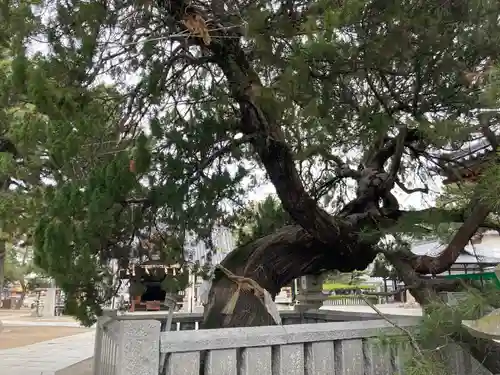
[1, 319, 86, 327]
[0, 331, 95, 375]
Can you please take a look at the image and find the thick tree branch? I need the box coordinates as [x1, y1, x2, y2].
[362, 129, 425, 180]
[311, 161, 361, 199]
[479, 113, 498, 150]
[0, 138, 19, 158]
[159, 0, 493, 282]
[394, 206, 500, 232]
[236, 88, 346, 242]
[392, 202, 491, 275]
[158, 1, 354, 244]
[191, 134, 255, 178]
[388, 127, 408, 182]
[395, 178, 429, 194]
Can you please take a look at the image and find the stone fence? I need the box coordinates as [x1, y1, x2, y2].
[92, 310, 491, 375]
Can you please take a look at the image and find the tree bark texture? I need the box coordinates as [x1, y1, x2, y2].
[202, 225, 376, 328]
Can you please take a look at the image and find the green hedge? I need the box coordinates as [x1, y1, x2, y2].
[323, 283, 373, 290]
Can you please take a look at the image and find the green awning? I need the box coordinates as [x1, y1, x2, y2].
[444, 272, 500, 287]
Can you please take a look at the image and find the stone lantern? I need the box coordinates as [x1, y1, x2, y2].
[294, 274, 327, 312]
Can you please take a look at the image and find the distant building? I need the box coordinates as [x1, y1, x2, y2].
[411, 231, 500, 276]
[113, 226, 237, 312]
[183, 227, 236, 311]
[184, 226, 236, 266]
[438, 137, 495, 184]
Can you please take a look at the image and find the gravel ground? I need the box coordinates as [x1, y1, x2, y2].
[0, 326, 91, 349]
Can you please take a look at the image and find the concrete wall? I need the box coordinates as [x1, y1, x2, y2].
[95, 310, 392, 332]
[159, 317, 491, 375]
[160, 318, 418, 375]
[90, 310, 493, 375]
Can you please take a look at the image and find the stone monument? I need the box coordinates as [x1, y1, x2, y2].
[294, 274, 327, 312]
[42, 287, 57, 317]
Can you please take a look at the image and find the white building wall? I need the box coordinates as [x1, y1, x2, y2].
[184, 226, 236, 266]
[183, 227, 237, 312]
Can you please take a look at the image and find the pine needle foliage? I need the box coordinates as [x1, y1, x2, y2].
[376, 282, 500, 375]
[2, 0, 500, 338]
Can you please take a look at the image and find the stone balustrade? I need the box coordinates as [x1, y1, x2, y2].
[91, 309, 492, 375]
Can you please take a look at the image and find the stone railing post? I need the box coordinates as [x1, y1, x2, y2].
[115, 319, 161, 375]
[294, 274, 327, 313]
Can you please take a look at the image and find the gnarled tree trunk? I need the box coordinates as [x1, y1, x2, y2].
[202, 225, 376, 328]
[203, 233, 500, 374]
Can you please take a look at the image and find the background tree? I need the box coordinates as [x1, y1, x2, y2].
[3, 242, 43, 308]
[324, 269, 368, 286]
[0, 21, 141, 323]
[234, 196, 291, 246]
[5, 0, 500, 371]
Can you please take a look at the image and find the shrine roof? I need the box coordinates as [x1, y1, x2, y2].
[443, 137, 494, 163]
[411, 235, 500, 265]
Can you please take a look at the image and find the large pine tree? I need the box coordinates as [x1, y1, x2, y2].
[4, 0, 500, 371]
